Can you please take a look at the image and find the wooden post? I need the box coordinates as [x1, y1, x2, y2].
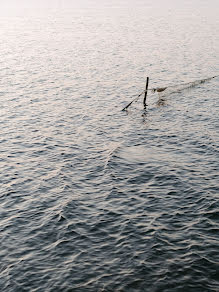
[143, 77, 149, 108]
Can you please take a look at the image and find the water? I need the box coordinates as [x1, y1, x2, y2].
[0, 1, 219, 291]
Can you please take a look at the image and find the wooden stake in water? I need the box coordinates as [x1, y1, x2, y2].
[143, 77, 149, 108]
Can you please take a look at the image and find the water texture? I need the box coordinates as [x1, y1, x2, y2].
[0, 1, 219, 291]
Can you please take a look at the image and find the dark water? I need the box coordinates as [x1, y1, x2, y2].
[0, 1, 219, 291]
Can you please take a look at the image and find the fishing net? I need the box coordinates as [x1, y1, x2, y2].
[122, 75, 218, 111]
[151, 75, 217, 96]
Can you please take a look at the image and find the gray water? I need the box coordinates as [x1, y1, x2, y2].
[0, 1, 219, 291]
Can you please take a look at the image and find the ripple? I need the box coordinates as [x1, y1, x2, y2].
[0, 1, 219, 291]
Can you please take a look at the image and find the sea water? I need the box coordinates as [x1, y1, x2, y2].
[0, 0, 218, 291]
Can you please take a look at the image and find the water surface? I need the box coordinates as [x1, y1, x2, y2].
[0, 0, 219, 291]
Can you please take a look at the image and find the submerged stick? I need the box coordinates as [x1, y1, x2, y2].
[143, 77, 149, 108]
[122, 90, 144, 111]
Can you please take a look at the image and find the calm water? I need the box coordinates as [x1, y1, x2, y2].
[0, 1, 219, 291]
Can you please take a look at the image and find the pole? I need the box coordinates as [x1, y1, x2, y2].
[143, 77, 149, 108]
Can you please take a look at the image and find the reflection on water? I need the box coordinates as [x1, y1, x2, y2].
[157, 97, 166, 107]
[0, 0, 219, 291]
